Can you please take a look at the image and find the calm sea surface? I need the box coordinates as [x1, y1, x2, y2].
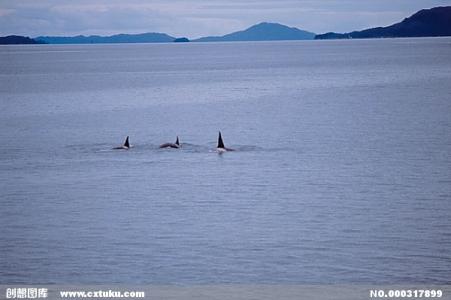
[0, 39, 450, 284]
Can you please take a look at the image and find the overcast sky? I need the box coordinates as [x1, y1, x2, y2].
[1, 0, 450, 38]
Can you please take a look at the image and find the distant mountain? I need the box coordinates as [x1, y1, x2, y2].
[0, 35, 41, 44]
[194, 22, 315, 42]
[7, 7, 449, 45]
[35, 32, 176, 44]
[316, 6, 451, 39]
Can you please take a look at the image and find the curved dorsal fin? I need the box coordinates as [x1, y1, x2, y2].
[124, 136, 130, 148]
[175, 136, 180, 146]
[217, 131, 225, 148]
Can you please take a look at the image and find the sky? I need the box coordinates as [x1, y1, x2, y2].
[1, 0, 450, 38]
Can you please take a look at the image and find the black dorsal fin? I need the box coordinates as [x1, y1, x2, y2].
[124, 136, 130, 148]
[175, 136, 180, 146]
[217, 131, 225, 148]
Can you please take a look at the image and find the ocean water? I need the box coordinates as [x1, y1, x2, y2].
[0, 38, 450, 285]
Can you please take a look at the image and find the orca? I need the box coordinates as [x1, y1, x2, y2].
[217, 131, 234, 152]
[113, 136, 131, 150]
[159, 136, 181, 149]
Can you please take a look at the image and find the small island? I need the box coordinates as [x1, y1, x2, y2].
[174, 37, 190, 43]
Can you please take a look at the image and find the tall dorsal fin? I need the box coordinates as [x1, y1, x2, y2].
[175, 136, 180, 146]
[217, 131, 225, 148]
[124, 136, 130, 148]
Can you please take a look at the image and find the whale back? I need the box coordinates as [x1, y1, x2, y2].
[217, 131, 225, 148]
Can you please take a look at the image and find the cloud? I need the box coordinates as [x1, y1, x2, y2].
[0, 0, 450, 37]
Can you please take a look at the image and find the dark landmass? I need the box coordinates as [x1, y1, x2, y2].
[0, 35, 42, 44]
[174, 37, 190, 43]
[194, 22, 315, 42]
[35, 32, 175, 44]
[316, 6, 451, 39]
